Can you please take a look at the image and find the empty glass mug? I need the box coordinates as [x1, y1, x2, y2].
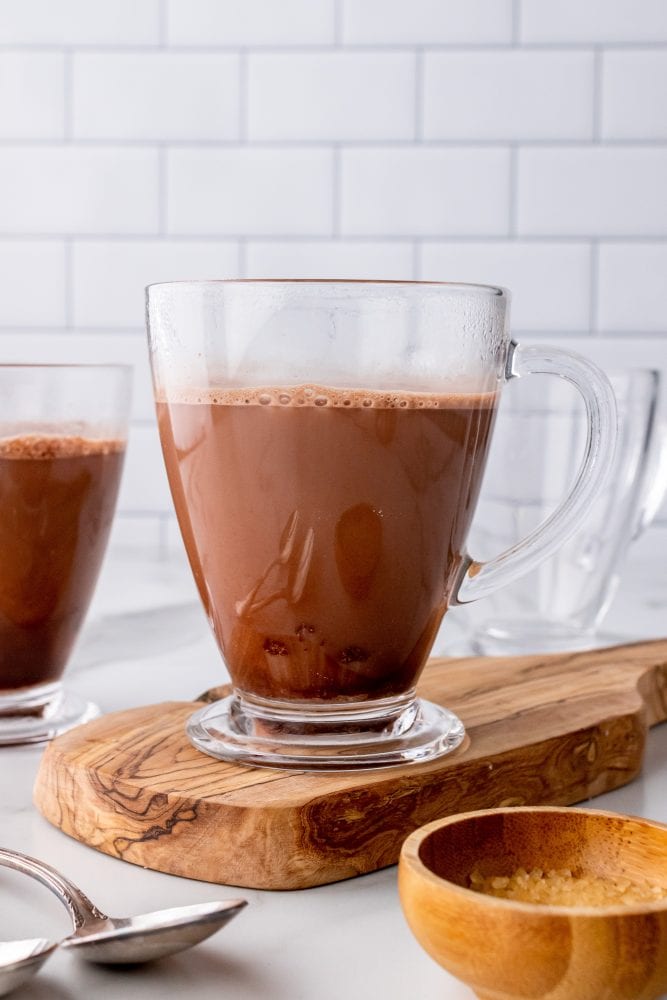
[468, 368, 666, 654]
[147, 281, 616, 769]
[0, 365, 131, 744]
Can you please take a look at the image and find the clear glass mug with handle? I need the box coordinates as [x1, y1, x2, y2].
[147, 280, 616, 770]
[467, 368, 667, 655]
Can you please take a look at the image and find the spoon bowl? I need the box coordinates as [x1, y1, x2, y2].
[60, 899, 247, 964]
[0, 848, 246, 967]
[0, 939, 57, 997]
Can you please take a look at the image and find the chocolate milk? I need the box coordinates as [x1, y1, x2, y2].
[0, 435, 125, 691]
[157, 385, 497, 703]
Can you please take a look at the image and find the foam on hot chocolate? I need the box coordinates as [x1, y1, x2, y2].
[160, 384, 498, 410]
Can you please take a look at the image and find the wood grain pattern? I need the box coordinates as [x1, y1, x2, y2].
[33, 639, 667, 890]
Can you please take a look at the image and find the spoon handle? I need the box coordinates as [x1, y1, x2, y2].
[0, 847, 107, 930]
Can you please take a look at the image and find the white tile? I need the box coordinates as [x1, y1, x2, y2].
[517, 148, 667, 236]
[118, 422, 173, 514]
[342, 0, 512, 43]
[520, 0, 667, 42]
[0, 0, 159, 44]
[0, 53, 64, 139]
[0, 331, 154, 421]
[246, 240, 414, 279]
[420, 242, 591, 331]
[167, 0, 334, 45]
[0, 147, 159, 235]
[0, 243, 65, 326]
[73, 53, 240, 141]
[597, 243, 667, 332]
[164, 515, 188, 556]
[167, 148, 333, 236]
[73, 240, 240, 328]
[602, 51, 667, 140]
[341, 148, 510, 236]
[248, 52, 414, 141]
[424, 51, 594, 141]
[108, 514, 162, 553]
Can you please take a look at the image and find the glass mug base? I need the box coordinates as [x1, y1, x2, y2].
[187, 693, 466, 770]
[0, 683, 100, 746]
[472, 619, 599, 656]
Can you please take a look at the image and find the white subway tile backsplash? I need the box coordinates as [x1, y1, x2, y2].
[602, 51, 667, 140]
[73, 54, 240, 141]
[246, 240, 414, 279]
[0, 331, 154, 420]
[0, 53, 64, 139]
[167, 148, 333, 235]
[118, 422, 173, 514]
[0, 0, 159, 45]
[342, 0, 512, 44]
[419, 242, 591, 331]
[520, 0, 667, 43]
[0, 1, 663, 551]
[73, 240, 240, 328]
[517, 148, 667, 236]
[248, 52, 415, 141]
[167, 0, 334, 46]
[341, 148, 510, 236]
[0, 147, 159, 235]
[424, 51, 594, 141]
[597, 243, 667, 332]
[0, 242, 65, 325]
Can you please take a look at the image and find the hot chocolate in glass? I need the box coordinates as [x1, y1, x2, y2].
[147, 281, 616, 769]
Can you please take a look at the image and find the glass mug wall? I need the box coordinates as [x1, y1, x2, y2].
[147, 281, 616, 769]
[0, 365, 131, 745]
[468, 369, 667, 654]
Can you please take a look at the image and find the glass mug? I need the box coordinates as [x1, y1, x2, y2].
[468, 368, 667, 654]
[147, 281, 616, 769]
[0, 365, 130, 745]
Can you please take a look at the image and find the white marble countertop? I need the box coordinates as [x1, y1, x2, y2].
[1, 529, 666, 1000]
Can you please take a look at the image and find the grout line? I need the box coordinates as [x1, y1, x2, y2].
[332, 145, 342, 236]
[412, 241, 421, 280]
[238, 50, 248, 141]
[414, 49, 424, 140]
[2, 41, 667, 52]
[334, 0, 343, 45]
[589, 240, 600, 333]
[512, 0, 521, 45]
[508, 145, 519, 235]
[593, 48, 603, 141]
[1, 324, 663, 339]
[158, 0, 168, 47]
[0, 233, 666, 245]
[158, 146, 167, 235]
[64, 239, 73, 328]
[158, 515, 170, 560]
[1, 137, 667, 149]
[63, 50, 73, 140]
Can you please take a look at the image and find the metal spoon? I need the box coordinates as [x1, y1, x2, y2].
[0, 848, 246, 965]
[0, 939, 57, 996]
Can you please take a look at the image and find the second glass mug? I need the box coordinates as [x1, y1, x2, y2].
[147, 281, 616, 770]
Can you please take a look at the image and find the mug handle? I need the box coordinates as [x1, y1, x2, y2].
[453, 341, 617, 605]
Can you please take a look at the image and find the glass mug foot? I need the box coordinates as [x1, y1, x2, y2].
[0, 683, 100, 746]
[187, 694, 466, 770]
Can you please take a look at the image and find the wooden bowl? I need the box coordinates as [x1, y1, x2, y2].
[399, 806, 667, 1000]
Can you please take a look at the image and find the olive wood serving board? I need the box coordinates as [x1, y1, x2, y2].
[34, 639, 667, 891]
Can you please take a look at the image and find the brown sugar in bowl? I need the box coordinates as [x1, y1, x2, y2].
[398, 806, 667, 1000]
